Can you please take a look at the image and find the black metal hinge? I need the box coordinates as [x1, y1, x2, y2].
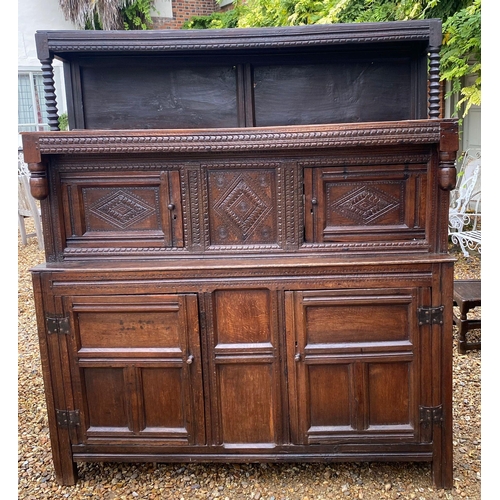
[46, 315, 70, 335]
[56, 409, 80, 428]
[417, 306, 444, 326]
[419, 405, 443, 428]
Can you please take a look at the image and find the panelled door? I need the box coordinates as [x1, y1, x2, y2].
[64, 294, 205, 446]
[286, 287, 430, 445]
[303, 164, 429, 247]
[205, 288, 283, 449]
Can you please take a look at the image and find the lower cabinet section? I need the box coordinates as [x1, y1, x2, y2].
[207, 288, 282, 448]
[32, 264, 453, 488]
[65, 294, 205, 446]
[286, 289, 420, 445]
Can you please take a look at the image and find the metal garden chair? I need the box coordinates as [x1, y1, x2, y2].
[448, 149, 481, 257]
[18, 151, 44, 250]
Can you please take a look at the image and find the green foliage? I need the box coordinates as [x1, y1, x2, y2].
[182, 1, 242, 29]
[183, 6, 241, 29]
[58, 113, 69, 131]
[440, 0, 481, 116]
[121, 0, 156, 30]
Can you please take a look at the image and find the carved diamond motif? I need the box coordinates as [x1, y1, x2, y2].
[89, 189, 155, 229]
[331, 186, 400, 224]
[214, 177, 272, 240]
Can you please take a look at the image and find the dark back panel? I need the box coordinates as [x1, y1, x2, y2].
[254, 57, 415, 126]
[64, 43, 428, 130]
[78, 58, 239, 129]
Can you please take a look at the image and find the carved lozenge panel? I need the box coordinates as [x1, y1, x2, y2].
[208, 170, 277, 246]
[326, 182, 404, 227]
[83, 187, 160, 231]
[57, 169, 184, 257]
[304, 164, 428, 246]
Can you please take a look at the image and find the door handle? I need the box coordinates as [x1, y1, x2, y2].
[295, 353, 301, 362]
[186, 354, 194, 365]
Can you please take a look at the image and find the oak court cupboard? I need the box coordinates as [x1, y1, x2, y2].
[22, 20, 458, 488]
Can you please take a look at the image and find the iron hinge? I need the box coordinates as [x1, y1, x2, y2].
[46, 315, 70, 335]
[417, 306, 444, 326]
[56, 409, 80, 428]
[419, 405, 443, 428]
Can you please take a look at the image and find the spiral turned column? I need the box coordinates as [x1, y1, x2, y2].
[40, 58, 60, 131]
[428, 45, 441, 119]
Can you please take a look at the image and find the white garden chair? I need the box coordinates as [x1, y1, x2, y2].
[18, 151, 44, 250]
[448, 149, 481, 257]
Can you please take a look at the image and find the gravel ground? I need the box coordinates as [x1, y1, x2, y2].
[18, 221, 481, 500]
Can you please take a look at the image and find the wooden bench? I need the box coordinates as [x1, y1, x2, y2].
[453, 279, 481, 354]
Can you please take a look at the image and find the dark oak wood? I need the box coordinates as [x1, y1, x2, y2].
[23, 21, 456, 489]
[35, 20, 440, 131]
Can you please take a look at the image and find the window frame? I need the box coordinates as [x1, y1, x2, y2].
[18, 70, 50, 134]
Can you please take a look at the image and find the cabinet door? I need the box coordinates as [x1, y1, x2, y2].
[65, 294, 204, 446]
[205, 289, 283, 449]
[57, 168, 184, 258]
[303, 164, 428, 248]
[286, 288, 425, 445]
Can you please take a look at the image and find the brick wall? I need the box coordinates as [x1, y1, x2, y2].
[152, 0, 220, 29]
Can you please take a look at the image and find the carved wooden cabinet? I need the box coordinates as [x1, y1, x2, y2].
[23, 21, 457, 489]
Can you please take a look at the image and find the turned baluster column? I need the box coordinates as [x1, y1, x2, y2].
[21, 134, 49, 200]
[437, 120, 459, 253]
[428, 20, 442, 119]
[40, 58, 60, 131]
[28, 161, 49, 201]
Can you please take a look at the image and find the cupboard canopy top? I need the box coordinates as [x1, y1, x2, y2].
[35, 20, 442, 58]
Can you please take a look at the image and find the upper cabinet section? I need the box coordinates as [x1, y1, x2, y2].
[35, 20, 443, 131]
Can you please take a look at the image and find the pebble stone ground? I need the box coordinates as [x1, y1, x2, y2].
[18, 221, 481, 500]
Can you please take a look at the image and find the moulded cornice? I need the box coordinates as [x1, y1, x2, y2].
[26, 121, 443, 157]
[35, 20, 440, 58]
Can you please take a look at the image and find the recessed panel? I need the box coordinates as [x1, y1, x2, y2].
[80, 60, 238, 129]
[142, 367, 184, 430]
[78, 310, 181, 349]
[304, 164, 428, 247]
[308, 364, 352, 428]
[84, 367, 129, 429]
[58, 169, 184, 257]
[368, 362, 411, 426]
[219, 364, 275, 444]
[325, 181, 404, 227]
[305, 302, 410, 344]
[213, 289, 271, 344]
[208, 170, 277, 245]
[254, 60, 413, 126]
[82, 187, 160, 232]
